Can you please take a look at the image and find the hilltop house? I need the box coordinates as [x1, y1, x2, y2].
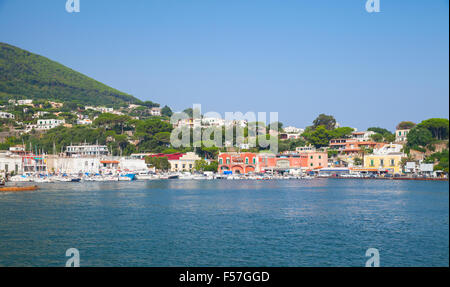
[395, 129, 410, 143]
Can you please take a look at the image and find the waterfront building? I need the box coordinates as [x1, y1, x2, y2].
[302, 150, 328, 169]
[130, 153, 154, 160]
[22, 154, 46, 173]
[395, 129, 410, 143]
[169, 152, 201, 172]
[0, 151, 22, 175]
[257, 153, 305, 173]
[218, 152, 258, 174]
[318, 167, 351, 177]
[65, 144, 109, 157]
[363, 144, 405, 174]
[149, 152, 201, 172]
[46, 156, 101, 174]
[218, 150, 328, 174]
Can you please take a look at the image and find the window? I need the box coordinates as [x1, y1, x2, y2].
[253, 158, 256, 164]
[310, 156, 313, 159]
[226, 158, 230, 165]
[370, 159, 374, 167]
[318, 155, 321, 159]
[245, 157, 249, 164]
[310, 163, 313, 167]
[380, 159, 384, 167]
[390, 159, 395, 166]
[219, 158, 223, 165]
[189, 164, 192, 169]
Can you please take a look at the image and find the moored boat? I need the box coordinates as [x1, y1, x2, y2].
[0, 185, 39, 192]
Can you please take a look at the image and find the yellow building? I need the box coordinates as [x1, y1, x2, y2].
[363, 153, 404, 174]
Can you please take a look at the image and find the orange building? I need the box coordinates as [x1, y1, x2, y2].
[258, 153, 306, 172]
[218, 152, 258, 174]
[329, 139, 384, 155]
[218, 151, 328, 174]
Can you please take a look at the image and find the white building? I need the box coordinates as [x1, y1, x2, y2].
[0, 152, 22, 175]
[130, 153, 154, 160]
[284, 126, 304, 134]
[36, 119, 65, 130]
[32, 111, 49, 118]
[0, 112, 15, 119]
[351, 131, 376, 142]
[202, 117, 226, 127]
[85, 106, 114, 113]
[169, 152, 201, 172]
[119, 158, 148, 171]
[76, 119, 92, 125]
[17, 99, 33, 106]
[128, 104, 142, 109]
[372, 143, 404, 155]
[65, 144, 109, 157]
[150, 107, 162, 116]
[296, 145, 316, 153]
[395, 129, 410, 143]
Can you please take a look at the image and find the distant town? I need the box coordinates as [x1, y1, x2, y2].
[0, 98, 448, 182]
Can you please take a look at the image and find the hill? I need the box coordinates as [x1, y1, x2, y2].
[0, 42, 141, 107]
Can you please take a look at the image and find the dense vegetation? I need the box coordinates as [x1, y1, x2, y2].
[0, 42, 140, 107]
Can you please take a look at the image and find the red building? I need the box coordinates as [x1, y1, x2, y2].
[258, 153, 306, 172]
[218, 152, 258, 174]
[218, 151, 328, 174]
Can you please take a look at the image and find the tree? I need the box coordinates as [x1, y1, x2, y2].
[194, 160, 218, 172]
[161, 105, 173, 117]
[312, 114, 336, 130]
[354, 157, 363, 166]
[367, 127, 395, 143]
[268, 121, 283, 131]
[142, 101, 160, 108]
[145, 156, 170, 171]
[370, 133, 384, 142]
[396, 121, 416, 130]
[407, 126, 434, 148]
[303, 125, 332, 148]
[183, 108, 193, 118]
[368, 127, 391, 135]
[331, 127, 354, 139]
[417, 118, 449, 140]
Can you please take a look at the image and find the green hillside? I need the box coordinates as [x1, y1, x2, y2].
[0, 42, 141, 107]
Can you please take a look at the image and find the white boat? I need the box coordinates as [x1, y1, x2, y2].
[9, 175, 33, 182]
[136, 171, 157, 180]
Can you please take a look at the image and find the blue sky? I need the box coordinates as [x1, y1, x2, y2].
[0, 0, 448, 130]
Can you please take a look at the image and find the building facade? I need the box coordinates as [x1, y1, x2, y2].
[65, 144, 110, 157]
[218, 152, 258, 174]
[395, 129, 410, 143]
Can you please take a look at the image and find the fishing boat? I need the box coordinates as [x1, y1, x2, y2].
[0, 185, 39, 192]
